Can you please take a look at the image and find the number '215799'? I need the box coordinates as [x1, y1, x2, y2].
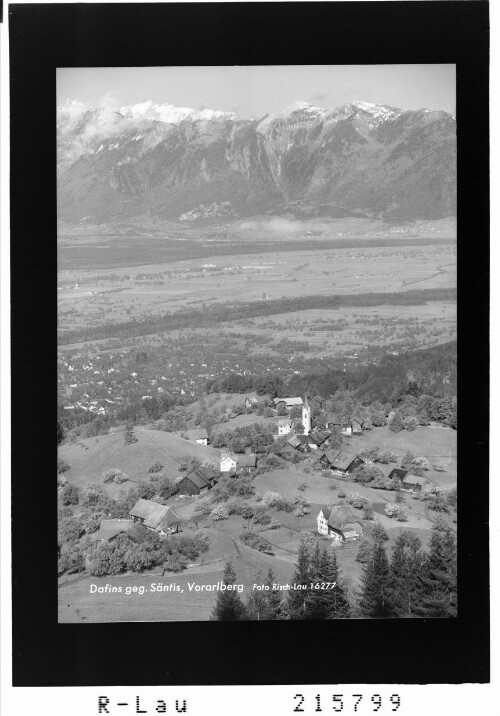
[293, 693, 401, 713]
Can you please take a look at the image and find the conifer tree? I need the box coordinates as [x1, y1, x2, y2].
[287, 536, 313, 619]
[388, 531, 424, 617]
[359, 541, 393, 617]
[264, 568, 288, 620]
[414, 518, 457, 617]
[211, 561, 247, 621]
[317, 547, 350, 619]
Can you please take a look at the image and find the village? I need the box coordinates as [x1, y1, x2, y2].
[58, 385, 456, 622]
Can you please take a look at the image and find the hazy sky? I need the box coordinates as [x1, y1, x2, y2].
[57, 65, 456, 117]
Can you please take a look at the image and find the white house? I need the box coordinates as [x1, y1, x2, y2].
[277, 418, 292, 436]
[220, 451, 238, 473]
[316, 505, 363, 545]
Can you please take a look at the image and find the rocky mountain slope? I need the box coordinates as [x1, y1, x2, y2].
[57, 100, 456, 224]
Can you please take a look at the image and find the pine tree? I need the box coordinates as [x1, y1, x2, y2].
[210, 562, 247, 621]
[414, 519, 457, 617]
[388, 531, 423, 617]
[359, 541, 393, 617]
[287, 536, 313, 619]
[264, 568, 287, 620]
[317, 548, 350, 619]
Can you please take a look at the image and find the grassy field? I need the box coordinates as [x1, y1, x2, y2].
[58, 526, 295, 623]
[58, 428, 223, 495]
[58, 242, 456, 335]
[59, 423, 457, 622]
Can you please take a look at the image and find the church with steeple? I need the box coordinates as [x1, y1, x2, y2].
[284, 394, 331, 453]
[302, 395, 311, 436]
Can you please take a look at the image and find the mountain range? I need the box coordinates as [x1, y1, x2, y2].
[57, 99, 456, 225]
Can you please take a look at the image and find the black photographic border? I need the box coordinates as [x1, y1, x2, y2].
[10, 1, 489, 687]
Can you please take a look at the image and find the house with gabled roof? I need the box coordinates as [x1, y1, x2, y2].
[401, 474, 429, 493]
[178, 467, 218, 496]
[92, 519, 135, 543]
[236, 453, 257, 473]
[325, 413, 352, 436]
[323, 449, 365, 475]
[308, 429, 331, 450]
[350, 416, 365, 434]
[317, 506, 363, 544]
[273, 396, 303, 410]
[220, 451, 238, 473]
[388, 467, 409, 482]
[129, 499, 182, 534]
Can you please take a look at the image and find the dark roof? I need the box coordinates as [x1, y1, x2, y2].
[350, 416, 364, 426]
[287, 435, 302, 448]
[389, 468, 409, 480]
[309, 430, 330, 446]
[186, 467, 216, 484]
[181, 471, 211, 490]
[237, 454, 257, 467]
[127, 523, 151, 543]
[327, 449, 362, 470]
[93, 519, 134, 542]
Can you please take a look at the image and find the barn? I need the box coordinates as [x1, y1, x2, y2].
[129, 500, 182, 535]
[401, 474, 428, 493]
[322, 450, 365, 475]
[177, 467, 217, 496]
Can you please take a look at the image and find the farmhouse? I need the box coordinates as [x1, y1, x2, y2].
[322, 449, 365, 475]
[177, 467, 218, 496]
[401, 474, 429, 493]
[236, 454, 257, 473]
[273, 396, 303, 410]
[181, 428, 209, 445]
[307, 429, 331, 450]
[245, 395, 259, 409]
[350, 416, 365, 434]
[220, 451, 238, 473]
[388, 468, 409, 482]
[325, 413, 352, 436]
[316, 506, 363, 544]
[129, 500, 182, 535]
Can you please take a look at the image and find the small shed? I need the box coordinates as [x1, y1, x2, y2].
[182, 428, 209, 446]
[401, 474, 428, 492]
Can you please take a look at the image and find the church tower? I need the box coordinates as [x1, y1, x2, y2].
[302, 395, 311, 436]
